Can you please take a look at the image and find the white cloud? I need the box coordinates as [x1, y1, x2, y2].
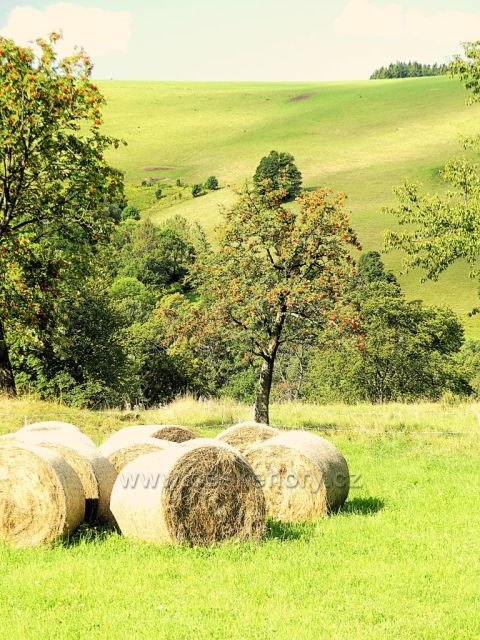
[334, 0, 480, 45]
[0, 3, 132, 57]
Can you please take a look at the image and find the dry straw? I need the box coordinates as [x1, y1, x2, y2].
[16, 426, 96, 449]
[21, 421, 80, 434]
[103, 424, 196, 445]
[216, 422, 280, 454]
[0, 442, 85, 547]
[100, 435, 176, 473]
[245, 431, 349, 521]
[110, 440, 266, 546]
[5, 431, 116, 525]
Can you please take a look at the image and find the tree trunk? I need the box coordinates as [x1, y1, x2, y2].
[0, 320, 16, 395]
[254, 358, 274, 424]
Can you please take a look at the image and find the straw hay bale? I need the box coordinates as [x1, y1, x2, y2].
[245, 431, 349, 521]
[110, 440, 265, 545]
[216, 422, 280, 454]
[102, 424, 196, 446]
[15, 427, 96, 450]
[2, 432, 116, 525]
[21, 421, 80, 434]
[100, 435, 175, 474]
[0, 442, 85, 547]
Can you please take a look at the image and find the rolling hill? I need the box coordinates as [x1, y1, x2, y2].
[97, 77, 480, 336]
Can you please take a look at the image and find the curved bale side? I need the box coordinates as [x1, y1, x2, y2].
[3, 433, 117, 525]
[20, 421, 80, 434]
[0, 443, 85, 547]
[244, 441, 328, 522]
[100, 435, 176, 474]
[110, 440, 266, 546]
[216, 422, 280, 454]
[15, 428, 96, 450]
[246, 430, 349, 518]
[102, 424, 197, 446]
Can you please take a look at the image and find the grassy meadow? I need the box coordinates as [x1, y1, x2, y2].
[98, 77, 480, 336]
[1, 396, 480, 639]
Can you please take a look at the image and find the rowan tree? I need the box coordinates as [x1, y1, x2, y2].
[195, 186, 361, 423]
[0, 34, 124, 392]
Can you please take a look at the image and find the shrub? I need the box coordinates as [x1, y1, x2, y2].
[155, 187, 163, 200]
[120, 205, 140, 221]
[205, 176, 219, 190]
[192, 184, 203, 198]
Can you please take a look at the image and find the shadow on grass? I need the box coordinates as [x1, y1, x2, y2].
[339, 497, 384, 516]
[265, 519, 316, 542]
[61, 524, 118, 548]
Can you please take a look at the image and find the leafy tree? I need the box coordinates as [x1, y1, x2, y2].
[0, 34, 124, 393]
[205, 176, 219, 190]
[109, 276, 156, 324]
[194, 186, 361, 423]
[121, 204, 140, 221]
[306, 281, 466, 403]
[357, 251, 399, 286]
[384, 46, 480, 298]
[192, 184, 203, 198]
[253, 151, 302, 201]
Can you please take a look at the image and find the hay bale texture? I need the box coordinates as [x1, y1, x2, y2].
[245, 431, 349, 521]
[103, 424, 196, 446]
[0, 442, 85, 547]
[216, 422, 280, 454]
[20, 421, 80, 434]
[15, 427, 97, 450]
[4, 431, 116, 525]
[110, 440, 265, 546]
[100, 435, 176, 473]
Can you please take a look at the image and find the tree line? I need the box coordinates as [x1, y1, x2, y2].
[370, 61, 448, 79]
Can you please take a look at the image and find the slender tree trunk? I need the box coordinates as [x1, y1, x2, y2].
[254, 357, 274, 424]
[0, 320, 16, 395]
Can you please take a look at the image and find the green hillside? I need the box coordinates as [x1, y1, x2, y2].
[97, 77, 480, 336]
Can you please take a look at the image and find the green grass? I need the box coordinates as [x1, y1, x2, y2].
[1, 396, 480, 638]
[96, 77, 480, 336]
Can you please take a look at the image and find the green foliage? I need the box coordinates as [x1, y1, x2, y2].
[306, 281, 466, 403]
[109, 276, 156, 325]
[357, 251, 399, 286]
[195, 186, 360, 421]
[0, 33, 124, 392]
[121, 204, 141, 221]
[205, 176, 219, 190]
[371, 61, 447, 80]
[450, 41, 480, 104]
[155, 187, 163, 200]
[13, 281, 130, 408]
[253, 150, 302, 201]
[192, 184, 203, 197]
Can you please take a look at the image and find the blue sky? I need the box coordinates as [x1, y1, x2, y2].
[1, 0, 480, 80]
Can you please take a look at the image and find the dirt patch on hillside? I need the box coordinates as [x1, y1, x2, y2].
[143, 165, 174, 171]
[289, 93, 315, 103]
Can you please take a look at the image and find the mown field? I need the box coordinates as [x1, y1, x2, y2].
[98, 76, 480, 336]
[1, 396, 479, 639]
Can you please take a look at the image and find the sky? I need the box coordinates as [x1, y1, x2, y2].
[0, 0, 480, 81]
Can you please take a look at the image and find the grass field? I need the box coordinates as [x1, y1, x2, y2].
[1, 396, 480, 639]
[98, 76, 480, 336]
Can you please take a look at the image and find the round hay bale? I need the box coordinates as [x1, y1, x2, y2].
[216, 422, 280, 454]
[100, 435, 175, 474]
[20, 421, 80, 434]
[245, 431, 349, 520]
[0, 442, 85, 547]
[15, 428, 96, 450]
[2, 433, 116, 525]
[110, 440, 265, 546]
[102, 424, 196, 447]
